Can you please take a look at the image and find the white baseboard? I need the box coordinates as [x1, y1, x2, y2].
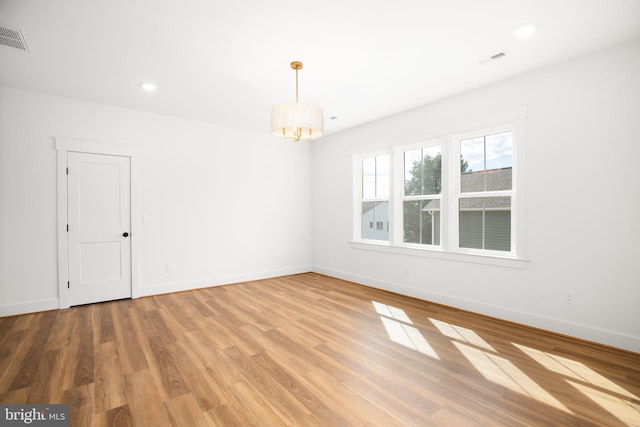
[139, 265, 313, 297]
[0, 266, 312, 317]
[312, 266, 640, 354]
[0, 298, 59, 317]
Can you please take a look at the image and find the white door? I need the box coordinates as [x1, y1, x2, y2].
[68, 152, 132, 306]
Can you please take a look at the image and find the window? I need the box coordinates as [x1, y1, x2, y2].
[403, 145, 441, 246]
[458, 131, 513, 253]
[352, 112, 525, 265]
[360, 154, 389, 241]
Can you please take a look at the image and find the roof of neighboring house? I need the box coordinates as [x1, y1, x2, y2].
[458, 197, 510, 210]
[461, 167, 512, 192]
[422, 197, 510, 211]
[362, 168, 512, 214]
[422, 167, 512, 211]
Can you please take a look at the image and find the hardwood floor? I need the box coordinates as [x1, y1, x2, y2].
[1, 273, 639, 426]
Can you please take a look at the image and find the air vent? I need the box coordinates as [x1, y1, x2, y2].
[0, 25, 29, 52]
[475, 52, 507, 65]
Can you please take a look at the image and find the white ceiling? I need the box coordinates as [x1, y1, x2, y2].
[1, 0, 640, 136]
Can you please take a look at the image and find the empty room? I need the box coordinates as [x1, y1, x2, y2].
[1, 0, 639, 426]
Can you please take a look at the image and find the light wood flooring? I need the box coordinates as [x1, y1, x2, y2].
[1, 273, 639, 426]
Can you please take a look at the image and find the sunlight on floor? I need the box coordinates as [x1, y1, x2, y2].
[453, 342, 571, 413]
[373, 304, 638, 425]
[514, 343, 640, 426]
[568, 381, 640, 427]
[372, 302, 439, 359]
[429, 317, 496, 352]
[372, 301, 413, 324]
[513, 343, 638, 400]
[379, 316, 440, 359]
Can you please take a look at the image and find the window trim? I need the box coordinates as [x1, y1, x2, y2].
[450, 124, 518, 257]
[350, 106, 527, 268]
[349, 240, 528, 269]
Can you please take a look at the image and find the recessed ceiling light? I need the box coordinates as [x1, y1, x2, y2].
[513, 23, 538, 38]
[140, 82, 157, 92]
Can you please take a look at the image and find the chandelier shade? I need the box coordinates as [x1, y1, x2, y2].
[271, 61, 323, 142]
[271, 101, 323, 141]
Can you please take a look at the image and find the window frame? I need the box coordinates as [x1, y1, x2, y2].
[354, 150, 393, 244]
[350, 107, 527, 269]
[393, 139, 445, 250]
[450, 125, 518, 257]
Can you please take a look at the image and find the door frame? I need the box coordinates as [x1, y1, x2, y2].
[56, 137, 141, 309]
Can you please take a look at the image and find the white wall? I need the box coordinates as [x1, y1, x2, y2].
[311, 39, 640, 353]
[0, 88, 312, 315]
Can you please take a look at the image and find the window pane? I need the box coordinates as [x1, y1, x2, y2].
[433, 211, 441, 245]
[462, 168, 513, 193]
[403, 201, 421, 243]
[404, 149, 422, 196]
[403, 199, 440, 245]
[361, 201, 389, 241]
[374, 201, 389, 240]
[485, 168, 512, 191]
[485, 132, 513, 170]
[461, 137, 484, 172]
[485, 210, 511, 251]
[423, 146, 441, 195]
[363, 155, 390, 199]
[461, 136, 484, 193]
[486, 132, 512, 191]
[376, 155, 390, 199]
[461, 133, 512, 192]
[459, 197, 511, 251]
[459, 210, 483, 249]
[404, 147, 442, 196]
[362, 157, 376, 199]
[362, 202, 376, 239]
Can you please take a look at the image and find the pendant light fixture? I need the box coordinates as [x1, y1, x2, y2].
[271, 61, 323, 141]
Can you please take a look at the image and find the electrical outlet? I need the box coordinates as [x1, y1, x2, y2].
[166, 264, 173, 273]
[565, 291, 575, 304]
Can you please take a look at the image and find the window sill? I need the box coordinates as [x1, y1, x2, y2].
[348, 241, 528, 269]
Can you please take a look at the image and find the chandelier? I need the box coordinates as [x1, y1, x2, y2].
[271, 61, 323, 141]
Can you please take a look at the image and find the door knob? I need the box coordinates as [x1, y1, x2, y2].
[123, 232, 129, 237]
